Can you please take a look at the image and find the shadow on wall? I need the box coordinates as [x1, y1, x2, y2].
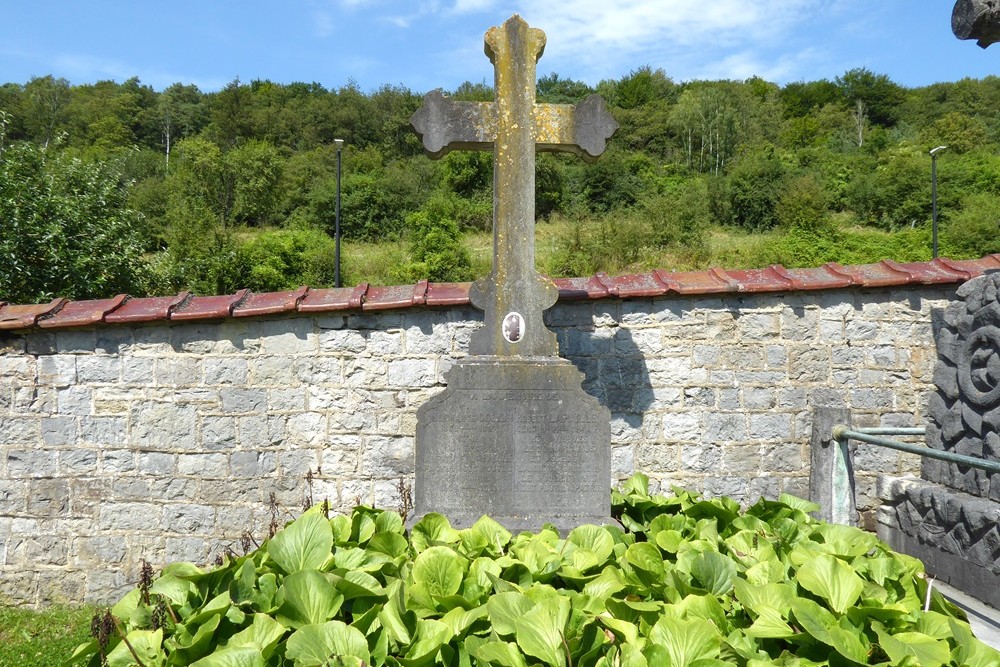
[553, 324, 653, 429]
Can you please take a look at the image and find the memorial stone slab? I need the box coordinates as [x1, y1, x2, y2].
[409, 15, 618, 532]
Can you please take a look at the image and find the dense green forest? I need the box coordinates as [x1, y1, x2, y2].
[2, 67, 1000, 303]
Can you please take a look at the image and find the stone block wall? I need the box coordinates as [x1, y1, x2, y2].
[0, 285, 954, 606]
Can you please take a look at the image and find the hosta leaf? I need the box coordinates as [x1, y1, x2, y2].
[789, 598, 868, 664]
[469, 515, 513, 553]
[150, 574, 198, 607]
[276, 570, 344, 628]
[745, 606, 795, 639]
[225, 614, 286, 657]
[948, 617, 1000, 667]
[471, 640, 529, 667]
[873, 622, 950, 667]
[332, 569, 386, 600]
[106, 629, 164, 667]
[401, 619, 453, 666]
[285, 621, 369, 667]
[514, 596, 571, 667]
[812, 523, 878, 558]
[626, 542, 665, 577]
[569, 525, 615, 564]
[267, 509, 333, 575]
[655, 529, 684, 553]
[189, 646, 265, 667]
[733, 579, 796, 615]
[368, 530, 409, 558]
[411, 545, 465, 598]
[778, 494, 820, 513]
[795, 553, 864, 613]
[690, 551, 737, 596]
[375, 510, 404, 534]
[582, 566, 627, 600]
[487, 591, 534, 637]
[410, 513, 460, 552]
[649, 616, 722, 667]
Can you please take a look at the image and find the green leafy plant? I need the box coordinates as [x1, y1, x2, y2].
[69, 476, 999, 666]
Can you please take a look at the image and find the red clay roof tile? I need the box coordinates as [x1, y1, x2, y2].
[38, 294, 128, 328]
[0, 298, 66, 330]
[171, 289, 250, 321]
[234, 286, 309, 318]
[2, 255, 998, 332]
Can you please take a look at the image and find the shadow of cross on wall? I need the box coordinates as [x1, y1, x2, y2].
[410, 14, 618, 358]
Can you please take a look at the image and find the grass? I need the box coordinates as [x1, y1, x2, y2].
[0, 604, 97, 667]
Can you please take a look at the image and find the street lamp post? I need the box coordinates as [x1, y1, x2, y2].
[334, 138, 344, 288]
[930, 145, 947, 259]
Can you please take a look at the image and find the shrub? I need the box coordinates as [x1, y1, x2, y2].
[401, 199, 474, 283]
[941, 192, 1000, 258]
[238, 228, 339, 292]
[0, 137, 150, 302]
[70, 476, 999, 666]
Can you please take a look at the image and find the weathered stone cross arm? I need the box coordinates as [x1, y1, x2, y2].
[411, 91, 617, 163]
[409, 15, 617, 358]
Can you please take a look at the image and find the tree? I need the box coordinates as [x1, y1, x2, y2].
[0, 135, 149, 302]
[158, 83, 207, 171]
[22, 75, 70, 147]
[835, 68, 905, 128]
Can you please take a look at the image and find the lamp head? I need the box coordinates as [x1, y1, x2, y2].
[334, 139, 345, 150]
[930, 145, 948, 156]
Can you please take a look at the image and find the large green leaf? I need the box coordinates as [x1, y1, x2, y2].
[569, 525, 615, 564]
[410, 513, 461, 552]
[690, 551, 737, 596]
[514, 596, 571, 667]
[649, 616, 721, 667]
[626, 542, 665, 578]
[795, 554, 864, 613]
[812, 524, 878, 559]
[873, 622, 950, 667]
[733, 579, 796, 615]
[285, 621, 369, 666]
[789, 598, 868, 664]
[487, 591, 534, 637]
[947, 617, 1000, 667]
[106, 629, 165, 667]
[276, 569, 344, 628]
[471, 640, 529, 667]
[189, 647, 266, 667]
[268, 509, 333, 574]
[409, 545, 466, 611]
[400, 618, 453, 667]
[225, 613, 287, 657]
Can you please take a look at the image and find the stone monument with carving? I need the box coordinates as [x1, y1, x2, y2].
[408, 15, 618, 532]
[878, 272, 1000, 608]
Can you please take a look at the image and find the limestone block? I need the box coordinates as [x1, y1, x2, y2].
[748, 414, 792, 441]
[261, 318, 316, 355]
[56, 386, 92, 416]
[220, 388, 268, 414]
[156, 358, 202, 386]
[6, 449, 56, 477]
[703, 413, 747, 443]
[387, 359, 436, 388]
[203, 357, 249, 386]
[200, 416, 237, 450]
[129, 402, 197, 451]
[161, 503, 216, 533]
[177, 453, 228, 478]
[320, 329, 367, 354]
[249, 356, 299, 386]
[76, 356, 121, 384]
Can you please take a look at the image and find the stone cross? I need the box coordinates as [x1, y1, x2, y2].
[411, 15, 618, 357]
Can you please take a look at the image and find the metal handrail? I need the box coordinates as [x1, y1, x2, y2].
[832, 425, 1000, 475]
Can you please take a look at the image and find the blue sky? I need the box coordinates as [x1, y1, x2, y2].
[1, 1, 997, 93]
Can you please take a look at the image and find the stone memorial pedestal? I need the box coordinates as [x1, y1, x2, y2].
[415, 358, 611, 532]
